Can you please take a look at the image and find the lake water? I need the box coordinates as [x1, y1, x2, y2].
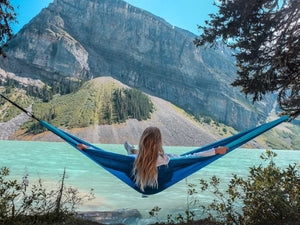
[0, 140, 299, 224]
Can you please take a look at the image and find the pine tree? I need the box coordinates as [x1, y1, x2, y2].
[195, 0, 300, 118]
[0, 0, 17, 57]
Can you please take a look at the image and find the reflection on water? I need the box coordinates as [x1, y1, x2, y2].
[0, 140, 299, 223]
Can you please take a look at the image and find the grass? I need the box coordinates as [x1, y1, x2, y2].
[21, 78, 153, 133]
[259, 124, 300, 150]
[0, 88, 34, 122]
[22, 80, 119, 131]
[171, 104, 237, 138]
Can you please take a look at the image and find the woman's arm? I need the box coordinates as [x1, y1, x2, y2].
[187, 146, 229, 157]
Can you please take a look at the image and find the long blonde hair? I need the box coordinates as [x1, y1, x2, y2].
[133, 127, 164, 191]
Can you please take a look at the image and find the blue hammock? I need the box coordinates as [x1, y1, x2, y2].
[39, 116, 289, 195]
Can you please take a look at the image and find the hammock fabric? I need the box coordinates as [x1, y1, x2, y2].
[39, 116, 289, 195]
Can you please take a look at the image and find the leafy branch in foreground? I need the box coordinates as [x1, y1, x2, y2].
[199, 150, 300, 225]
[149, 182, 206, 224]
[0, 0, 17, 57]
[0, 167, 94, 224]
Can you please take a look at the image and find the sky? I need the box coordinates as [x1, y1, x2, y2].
[11, 0, 217, 35]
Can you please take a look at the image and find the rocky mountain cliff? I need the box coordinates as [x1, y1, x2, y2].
[0, 0, 276, 130]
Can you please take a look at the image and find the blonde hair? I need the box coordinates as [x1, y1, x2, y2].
[133, 127, 164, 191]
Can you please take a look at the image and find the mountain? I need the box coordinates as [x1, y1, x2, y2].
[0, 0, 277, 131]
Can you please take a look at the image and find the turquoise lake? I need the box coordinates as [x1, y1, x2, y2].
[0, 140, 299, 224]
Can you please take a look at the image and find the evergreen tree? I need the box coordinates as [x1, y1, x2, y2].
[0, 0, 17, 57]
[111, 88, 153, 124]
[194, 0, 299, 118]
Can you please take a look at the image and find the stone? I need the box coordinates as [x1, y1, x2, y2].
[77, 208, 141, 224]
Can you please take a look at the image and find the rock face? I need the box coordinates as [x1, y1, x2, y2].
[78, 209, 141, 224]
[1, 0, 275, 130]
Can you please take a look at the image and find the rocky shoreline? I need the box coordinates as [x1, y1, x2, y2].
[77, 209, 141, 224]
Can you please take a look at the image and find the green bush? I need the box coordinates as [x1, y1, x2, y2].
[203, 117, 212, 124]
[23, 86, 154, 134]
[199, 150, 300, 225]
[0, 167, 94, 224]
[149, 183, 207, 225]
[0, 90, 33, 122]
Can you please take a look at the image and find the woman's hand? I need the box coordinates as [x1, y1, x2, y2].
[77, 143, 89, 150]
[215, 146, 229, 155]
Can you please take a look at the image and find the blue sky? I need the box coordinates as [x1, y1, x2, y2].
[11, 0, 217, 35]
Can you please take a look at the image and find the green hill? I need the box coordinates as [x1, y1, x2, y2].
[22, 77, 153, 134]
[0, 88, 33, 122]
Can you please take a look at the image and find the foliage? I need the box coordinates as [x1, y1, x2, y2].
[194, 0, 300, 119]
[149, 206, 162, 224]
[199, 150, 300, 225]
[26, 77, 84, 102]
[0, 88, 32, 122]
[193, 113, 236, 137]
[0, 167, 94, 225]
[1, 75, 84, 103]
[0, 76, 83, 123]
[149, 183, 204, 224]
[1, 77, 20, 94]
[166, 183, 199, 224]
[261, 126, 300, 150]
[112, 88, 154, 123]
[0, 0, 17, 57]
[22, 81, 154, 134]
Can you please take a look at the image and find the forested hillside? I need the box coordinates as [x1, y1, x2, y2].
[20, 78, 153, 134]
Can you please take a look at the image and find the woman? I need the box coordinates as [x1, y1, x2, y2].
[124, 127, 229, 192]
[77, 126, 228, 192]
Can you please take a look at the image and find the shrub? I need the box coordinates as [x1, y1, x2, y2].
[0, 167, 94, 224]
[149, 183, 205, 224]
[203, 117, 212, 124]
[199, 150, 300, 225]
